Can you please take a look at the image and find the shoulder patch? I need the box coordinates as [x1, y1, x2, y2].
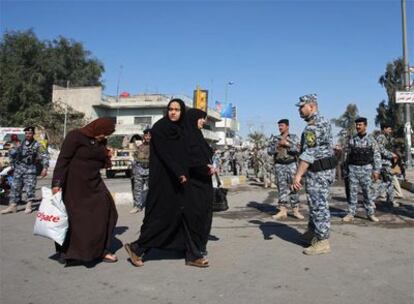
[305, 131, 316, 147]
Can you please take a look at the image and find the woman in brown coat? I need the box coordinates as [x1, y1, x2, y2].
[52, 118, 118, 264]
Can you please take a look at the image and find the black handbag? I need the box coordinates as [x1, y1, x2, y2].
[212, 173, 229, 212]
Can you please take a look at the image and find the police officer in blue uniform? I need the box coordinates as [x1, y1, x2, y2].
[342, 117, 381, 222]
[267, 119, 303, 220]
[1, 126, 49, 214]
[292, 94, 336, 255]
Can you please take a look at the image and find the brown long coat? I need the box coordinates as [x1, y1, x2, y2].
[52, 130, 118, 261]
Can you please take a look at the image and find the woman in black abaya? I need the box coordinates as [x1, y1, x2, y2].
[124, 99, 209, 268]
[184, 108, 215, 257]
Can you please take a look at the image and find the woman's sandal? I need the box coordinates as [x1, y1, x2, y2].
[102, 253, 118, 263]
[124, 243, 144, 267]
[185, 258, 209, 268]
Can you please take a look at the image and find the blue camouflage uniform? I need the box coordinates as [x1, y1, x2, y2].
[346, 133, 381, 216]
[131, 142, 150, 209]
[297, 94, 336, 241]
[375, 133, 395, 205]
[267, 133, 300, 207]
[9, 139, 49, 204]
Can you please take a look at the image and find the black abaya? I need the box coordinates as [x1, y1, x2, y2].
[184, 109, 214, 254]
[130, 100, 204, 260]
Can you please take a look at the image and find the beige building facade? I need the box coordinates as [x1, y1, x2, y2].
[52, 85, 239, 147]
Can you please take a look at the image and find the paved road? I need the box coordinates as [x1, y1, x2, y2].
[1, 179, 414, 304]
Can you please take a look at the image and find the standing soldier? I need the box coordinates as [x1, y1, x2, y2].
[267, 119, 303, 219]
[342, 117, 381, 222]
[292, 94, 336, 255]
[375, 124, 399, 207]
[252, 148, 263, 182]
[242, 147, 250, 176]
[260, 147, 274, 188]
[1, 126, 49, 214]
[234, 148, 244, 175]
[129, 128, 151, 214]
[221, 148, 231, 175]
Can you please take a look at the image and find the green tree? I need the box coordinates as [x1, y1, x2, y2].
[0, 30, 104, 144]
[247, 131, 266, 149]
[376, 58, 414, 135]
[331, 104, 359, 146]
[376, 58, 414, 152]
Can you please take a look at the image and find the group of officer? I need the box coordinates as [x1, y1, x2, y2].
[266, 93, 402, 255]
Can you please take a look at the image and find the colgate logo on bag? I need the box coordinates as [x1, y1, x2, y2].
[37, 211, 60, 223]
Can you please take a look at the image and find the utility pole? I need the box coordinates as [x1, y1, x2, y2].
[116, 65, 123, 124]
[63, 80, 70, 139]
[401, 0, 412, 167]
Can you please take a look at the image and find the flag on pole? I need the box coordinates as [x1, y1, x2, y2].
[215, 101, 223, 113]
[221, 103, 233, 118]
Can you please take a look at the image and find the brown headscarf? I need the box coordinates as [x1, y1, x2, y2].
[79, 118, 116, 138]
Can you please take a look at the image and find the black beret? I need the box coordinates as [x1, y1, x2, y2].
[381, 123, 392, 129]
[278, 119, 289, 125]
[23, 126, 35, 133]
[143, 128, 151, 134]
[355, 117, 367, 124]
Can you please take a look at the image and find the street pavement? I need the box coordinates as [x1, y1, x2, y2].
[1, 177, 414, 304]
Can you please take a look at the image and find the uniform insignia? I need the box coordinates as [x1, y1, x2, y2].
[305, 131, 316, 147]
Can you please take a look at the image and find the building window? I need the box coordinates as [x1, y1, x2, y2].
[134, 116, 152, 127]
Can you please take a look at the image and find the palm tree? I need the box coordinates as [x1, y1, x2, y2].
[376, 58, 407, 129]
[247, 131, 266, 149]
[331, 104, 359, 146]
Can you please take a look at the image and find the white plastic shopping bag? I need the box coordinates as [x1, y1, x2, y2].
[33, 187, 68, 245]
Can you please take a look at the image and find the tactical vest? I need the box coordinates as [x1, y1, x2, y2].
[274, 136, 296, 164]
[274, 147, 296, 164]
[135, 144, 150, 168]
[348, 146, 374, 166]
[16, 141, 38, 165]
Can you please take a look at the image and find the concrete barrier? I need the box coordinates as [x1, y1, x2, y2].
[401, 180, 414, 193]
[213, 175, 247, 188]
[111, 175, 247, 205]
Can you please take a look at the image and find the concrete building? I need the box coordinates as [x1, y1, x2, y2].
[52, 85, 239, 147]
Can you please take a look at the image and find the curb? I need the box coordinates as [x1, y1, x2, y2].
[111, 175, 247, 205]
[401, 180, 414, 193]
[214, 175, 247, 188]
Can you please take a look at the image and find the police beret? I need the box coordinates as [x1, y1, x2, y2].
[355, 117, 367, 124]
[278, 119, 289, 125]
[23, 126, 35, 133]
[295, 94, 318, 107]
